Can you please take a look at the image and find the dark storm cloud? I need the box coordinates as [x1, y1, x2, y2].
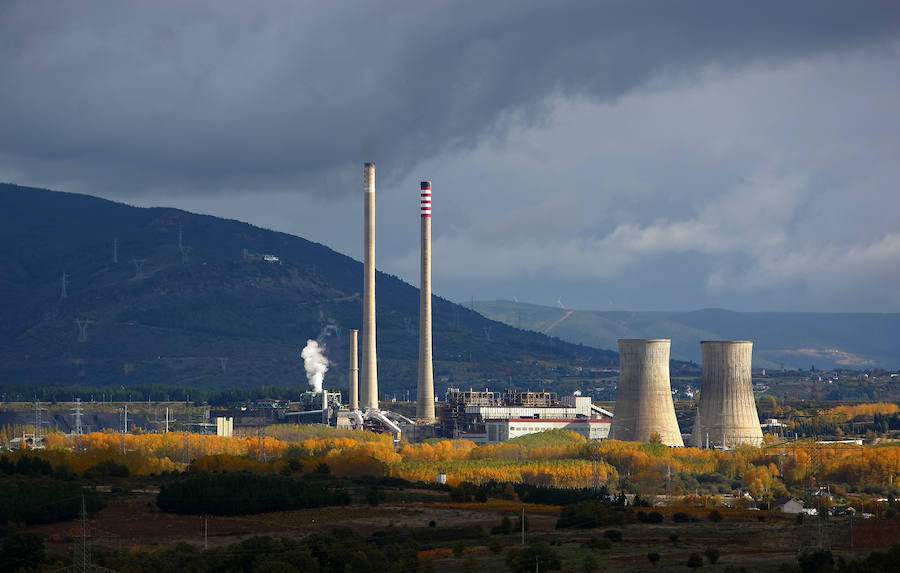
[2, 1, 899, 196]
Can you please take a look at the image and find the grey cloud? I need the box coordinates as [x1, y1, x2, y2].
[2, 1, 899, 196]
[3, 1, 900, 313]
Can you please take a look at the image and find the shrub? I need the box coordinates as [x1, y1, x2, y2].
[556, 501, 634, 529]
[83, 459, 130, 478]
[506, 541, 562, 573]
[687, 552, 704, 569]
[603, 529, 622, 542]
[584, 537, 612, 550]
[157, 473, 349, 515]
[638, 510, 664, 523]
[708, 509, 723, 523]
[648, 552, 661, 566]
[488, 537, 506, 554]
[491, 516, 513, 535]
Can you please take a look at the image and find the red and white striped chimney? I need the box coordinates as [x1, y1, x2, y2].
[417, 181, 435, 421]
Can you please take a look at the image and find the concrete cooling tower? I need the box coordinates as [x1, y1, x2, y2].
[609, 339, 684, 447]
[692, 341, 763, 448]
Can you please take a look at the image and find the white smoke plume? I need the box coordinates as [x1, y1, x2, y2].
[300, 339, 329, 393]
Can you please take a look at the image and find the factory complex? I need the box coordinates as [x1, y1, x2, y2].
[276, 164, 767, 449]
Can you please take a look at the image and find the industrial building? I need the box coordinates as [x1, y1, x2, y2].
[440, 388, 613, 444]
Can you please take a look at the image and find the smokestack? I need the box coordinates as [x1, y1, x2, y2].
[417, 181, 435, 421]
[609, 339, 684, 446]
[692, 341, 763, 448]
[360, 163, 379, 409]
[349, 329, 359, 411]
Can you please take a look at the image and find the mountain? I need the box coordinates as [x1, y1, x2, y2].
[473, 300, 900, 370]
[0, 184, 616, 397]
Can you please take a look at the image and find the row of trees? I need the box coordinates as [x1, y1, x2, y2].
[0, 481, 103, 525]
[157, 472, 349, 515]
[6, 424, 900, 496]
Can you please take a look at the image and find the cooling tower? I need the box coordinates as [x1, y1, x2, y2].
[692, 341, 763, 448]
[609, 339, 684, 446]
[349, 329, 359, 411]
[360, 163, 379, 409]
[416, 181, 436, 421]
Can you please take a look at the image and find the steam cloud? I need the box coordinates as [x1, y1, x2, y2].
[300, 339, 329, 393]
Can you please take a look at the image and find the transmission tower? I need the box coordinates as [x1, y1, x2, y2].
[72, 398, 84, 436]
[178, 224, 183, 250]
[179, 245, 191, 264]
[218, 357, 228, 374]
[113, 238, 118, 264]
[73, 495, 91, 573]
[121, 405, 128, 434]
[132, 259, 146, 279]
[61, 271, 68, 299]
[483, 325, 492, 342]
[75, 319, 92, 343]
[33, 401, 47, 440]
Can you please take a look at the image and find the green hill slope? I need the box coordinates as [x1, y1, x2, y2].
[0, 184, 616, 396]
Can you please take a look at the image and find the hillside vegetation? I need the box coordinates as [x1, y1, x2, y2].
[0, 184, 615, 395]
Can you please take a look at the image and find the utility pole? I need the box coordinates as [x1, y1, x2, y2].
[521, 506, 526, 546]
[666, 465, 672, 502]
[61, 271, 68, 299]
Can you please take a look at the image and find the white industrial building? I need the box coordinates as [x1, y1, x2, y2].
[448, 392, 613, 444]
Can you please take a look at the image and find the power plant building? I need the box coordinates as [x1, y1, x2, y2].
[692, 341, 763, 448]
[609, 339, 684, 446]
[441, 389, 613, 444]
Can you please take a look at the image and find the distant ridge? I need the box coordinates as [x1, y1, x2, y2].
[0, 183, 616, 394]
[473, 300, 900, 370]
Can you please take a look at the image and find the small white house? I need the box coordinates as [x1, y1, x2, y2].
[780, 498, 805, 514]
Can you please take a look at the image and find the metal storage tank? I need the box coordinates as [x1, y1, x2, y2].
[692, 341, 763, 448]
[609, 339, 684, 446]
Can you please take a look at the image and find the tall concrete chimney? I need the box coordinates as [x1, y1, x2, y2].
[360, 163, 378, 410]
[417, 181, 435, 421]
[349, 329, 359, 411]
[692, 341, 763, 448]
[609, 339, 684, 446]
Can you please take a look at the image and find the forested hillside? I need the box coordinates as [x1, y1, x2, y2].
[0, 184, 615, 397]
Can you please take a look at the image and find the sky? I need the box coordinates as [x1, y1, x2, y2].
[2, 1, 900, 312]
